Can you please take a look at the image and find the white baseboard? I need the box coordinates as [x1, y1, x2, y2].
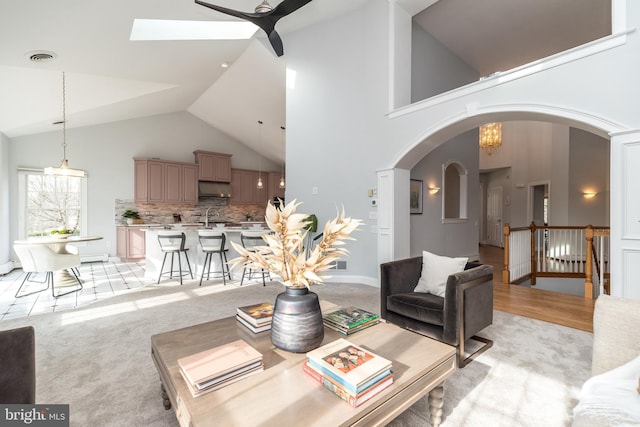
[324, 275, 378, 287]
[0, 261, 14, 275]
[81, 253, 109, 263]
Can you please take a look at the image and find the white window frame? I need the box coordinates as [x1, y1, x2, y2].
[17, 169, 88, 240]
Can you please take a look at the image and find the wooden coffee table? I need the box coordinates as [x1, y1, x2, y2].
[151, 316, 456, 427]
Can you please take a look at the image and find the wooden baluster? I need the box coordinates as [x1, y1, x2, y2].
[584, 225, 594, 299]
[503, 224, 510, 284]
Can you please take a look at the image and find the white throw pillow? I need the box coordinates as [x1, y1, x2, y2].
[413, 250, 468, 297]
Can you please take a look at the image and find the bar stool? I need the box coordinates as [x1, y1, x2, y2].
[240, 231, 271, 286]
[198, 230, 231, 286]
[157, 231, 193, 285]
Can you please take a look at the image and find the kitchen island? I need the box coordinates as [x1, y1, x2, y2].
[143, 226, 270, 282]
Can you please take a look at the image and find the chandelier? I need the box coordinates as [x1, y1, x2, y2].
[479, 122, 502, 155]
[44, 72, 85, 177]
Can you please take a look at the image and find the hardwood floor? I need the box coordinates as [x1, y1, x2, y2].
[479, 245, 595, 332]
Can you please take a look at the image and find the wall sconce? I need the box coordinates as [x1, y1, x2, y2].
[428, 187, 441, 195]
[583, 191, 598, 199]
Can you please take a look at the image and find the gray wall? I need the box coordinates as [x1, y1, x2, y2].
[8, 111, 278, 259]
[410, 130, 479, 258]
[568, 128, 609, 226]
[411, 23, 479, 102]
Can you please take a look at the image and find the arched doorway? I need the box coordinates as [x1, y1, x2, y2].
[377, 104, 638, 298]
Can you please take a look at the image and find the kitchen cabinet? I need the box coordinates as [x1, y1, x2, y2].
[194, 150, 232, 182]
[117, 226, 146, 261]
[134, 158, 198, 204]
[230, 168, 270, 206]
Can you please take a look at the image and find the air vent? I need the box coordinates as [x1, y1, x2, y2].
[328, 261, 347, 270]
[25, 50, 57, 63]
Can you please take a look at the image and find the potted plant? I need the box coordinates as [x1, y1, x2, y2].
[228, 199, 361, 352]
[50, 226, 76, 238]
[122, 209, 141, 225]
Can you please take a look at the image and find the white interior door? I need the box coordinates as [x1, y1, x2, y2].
[487, 186, 503, 247]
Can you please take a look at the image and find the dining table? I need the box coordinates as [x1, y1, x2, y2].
[14, 235, 103, 288]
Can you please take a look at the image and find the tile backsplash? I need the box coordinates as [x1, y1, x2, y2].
[115, 199, 266, 226]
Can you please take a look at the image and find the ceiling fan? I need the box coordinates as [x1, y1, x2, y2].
[195, 0, 313, 57]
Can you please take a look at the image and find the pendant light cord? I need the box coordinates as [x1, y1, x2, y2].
[62, 71, 67, 162]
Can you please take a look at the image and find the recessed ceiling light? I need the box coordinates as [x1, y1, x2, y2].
[130, 19, 258, 41]
[221, 62, 229, 68]
[25, 50, 57, 63]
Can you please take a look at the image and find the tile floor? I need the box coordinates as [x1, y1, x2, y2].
[0, 261, 238, 321]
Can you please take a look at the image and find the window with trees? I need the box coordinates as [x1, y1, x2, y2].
[18, 170, 86, 238]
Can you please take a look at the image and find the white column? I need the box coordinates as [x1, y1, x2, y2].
[377, 168, 410, 267]
[610, 129, 640, 300]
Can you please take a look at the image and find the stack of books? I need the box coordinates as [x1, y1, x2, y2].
[303, 338, 393, 407]
[322, 306, 380, 335]
[178, 339, 263, 397]
[236, 302, 274, 333]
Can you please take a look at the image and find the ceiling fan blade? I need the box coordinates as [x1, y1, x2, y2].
[271, 0, 313, 20]
[267, 30, 284, 57]
[194, 0, 312, 56]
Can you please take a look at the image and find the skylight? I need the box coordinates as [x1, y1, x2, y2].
[130, 19, 259, 41]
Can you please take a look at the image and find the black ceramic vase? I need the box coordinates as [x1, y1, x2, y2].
[270, 286, 324, 353]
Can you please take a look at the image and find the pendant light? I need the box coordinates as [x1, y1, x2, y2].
[279, 125, 285, 189]
[44, 72, 85, 178]
[256, 120, 264, 189]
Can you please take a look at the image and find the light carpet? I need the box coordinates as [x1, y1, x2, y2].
[0, 280, 592, 427]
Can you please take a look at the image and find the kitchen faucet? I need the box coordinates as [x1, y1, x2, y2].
[205, 207, 214, 228]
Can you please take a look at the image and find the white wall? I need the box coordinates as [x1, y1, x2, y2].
[7, 111, 278, 260]
[284, 0, 640, 287]
[0, 132, 10, 273]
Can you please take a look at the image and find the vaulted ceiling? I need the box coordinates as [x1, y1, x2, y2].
[0, 0, 610, 164]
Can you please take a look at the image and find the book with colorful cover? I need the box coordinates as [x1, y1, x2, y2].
[322, 306, 379, 329]
[177, 339, 262, 387]
[302, 361, 394, 407]
[306, 338, 392, 391]
[323, 317, 380, 335]
[236, 314, 271, 333]
[306, 358, 392, 395]
[236, 302, 274, 327]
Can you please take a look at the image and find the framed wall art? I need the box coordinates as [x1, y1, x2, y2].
[410, 179, 423, 214]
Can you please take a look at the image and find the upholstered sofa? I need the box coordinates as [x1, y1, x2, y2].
[0, 326, 35, 403]
[572, 295, 640, 426]
[380, 256, 494, 367]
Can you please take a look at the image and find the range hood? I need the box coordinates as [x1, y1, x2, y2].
[198, 181, 232, 198]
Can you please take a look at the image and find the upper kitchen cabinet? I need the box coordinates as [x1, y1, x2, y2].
[134, 158, 198, 204]
[194, 150, 232, 183]
[230, 168, 270, 206]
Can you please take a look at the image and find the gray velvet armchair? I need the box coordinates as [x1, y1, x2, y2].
[380, 256, 494, 367]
